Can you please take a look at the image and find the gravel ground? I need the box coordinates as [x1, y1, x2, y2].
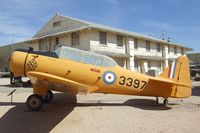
[0, 78, 200, 133]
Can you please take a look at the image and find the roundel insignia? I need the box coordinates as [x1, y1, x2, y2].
[103, 71, 117, 85]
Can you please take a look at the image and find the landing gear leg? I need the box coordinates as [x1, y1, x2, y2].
[26, 94, 44, 111]
[163, 98, 169, 106]
[156, 97, 159, 104]
[44, 90, 53, 103]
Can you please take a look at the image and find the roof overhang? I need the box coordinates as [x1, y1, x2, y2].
[1, 26, 91, 46]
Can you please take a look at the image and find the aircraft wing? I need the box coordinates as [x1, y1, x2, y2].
[27, 71, 99, 95]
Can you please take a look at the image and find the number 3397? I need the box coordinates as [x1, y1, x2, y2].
[119, 76, 147, 89]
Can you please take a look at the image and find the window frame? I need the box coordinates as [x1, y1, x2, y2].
[134, 38, 138, 49]
[146, 40, 150, 51]
[148, 61, 151, 70]
[53, 21, 61, 27]
[68, 49, 76, 61]
[181, 48, 184, 55]
[103, 58, 111, 67]
[134, 60, 139, 68]
[99, 31, 107, 45]
[75, 51, 83, 62]
[96, 56, 104, 66]
[90, 54, 97, 65]
[157, 43, 161, 52]
[117, 35, 123, 47]
[55, 37, 59, 45]
[71, 32, 80, 46]
[82, 52, 91, 64]
[174, 47, 177, 55]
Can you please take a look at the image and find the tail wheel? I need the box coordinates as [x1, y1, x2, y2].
[44, 90, 53, 103]
[163, 99, 169, 106]
[26, 94, 44, 111]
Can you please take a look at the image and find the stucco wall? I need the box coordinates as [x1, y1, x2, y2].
[89, 29, 126, 54]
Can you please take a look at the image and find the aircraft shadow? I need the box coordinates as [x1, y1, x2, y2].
[0, 93, 76, 133]
[192, 86, 200, 96]
[0, 94, 171, 133]
[77, 99, 171, 111]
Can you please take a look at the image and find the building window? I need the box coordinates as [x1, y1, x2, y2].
[117, 35, 123, 47]
[134, 60, 138, 68]
[71, 32, 80, 46]
[39, 40, 48, 51]
[181, 48, 184, 55]
[53, 21, 61, 27]
[174, 47, 177, 55]
[157, 62, 161, 71]
[114, 59, 124, 67]
[100, 31, 107, 45]
[148, 61, 151, 70]
[168, 45, 170, 53]
[146, 41, 150, 51]
[54, 37, 60, 50]
[134, 38, 138, 49]
[55, 37, 59, 45]
[157, 44, 161, 52]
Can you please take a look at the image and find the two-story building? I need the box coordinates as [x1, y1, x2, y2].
[0, 13, 192, 76]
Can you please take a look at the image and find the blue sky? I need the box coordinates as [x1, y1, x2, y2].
[0, 0, 199, 52]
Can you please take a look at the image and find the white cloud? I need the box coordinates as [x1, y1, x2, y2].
[107, 0, 119, 4]
[0, 15, 34, 35]
[0, 0, 56, 45]
[0, 14, 36, 45]
[129, 5, 137, 11]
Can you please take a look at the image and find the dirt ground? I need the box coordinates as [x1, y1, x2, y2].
[0, 78, 200, 133]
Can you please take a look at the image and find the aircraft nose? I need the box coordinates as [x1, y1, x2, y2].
[9, 51, 26, 76]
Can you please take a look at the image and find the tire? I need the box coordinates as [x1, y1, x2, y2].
[44, 90, 53, 103]
[26, 94, 44, 111]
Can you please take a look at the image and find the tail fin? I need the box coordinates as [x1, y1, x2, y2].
[160, 56, 192, 98]
[160, 56, 191, 83]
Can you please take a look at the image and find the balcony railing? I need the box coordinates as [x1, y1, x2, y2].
[134, 49, 163, 57]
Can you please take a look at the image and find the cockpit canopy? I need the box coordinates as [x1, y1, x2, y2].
[55, 46, 117, 68]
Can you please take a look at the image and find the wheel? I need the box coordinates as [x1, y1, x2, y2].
[44, 90, 53, 103]
[26, 94, 44, 111]
[163, 99, 169, 106]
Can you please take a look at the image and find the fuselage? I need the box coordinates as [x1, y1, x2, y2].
[10, 47, 190, 98]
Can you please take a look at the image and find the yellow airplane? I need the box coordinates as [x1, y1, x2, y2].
[10, 46, 192, 111]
